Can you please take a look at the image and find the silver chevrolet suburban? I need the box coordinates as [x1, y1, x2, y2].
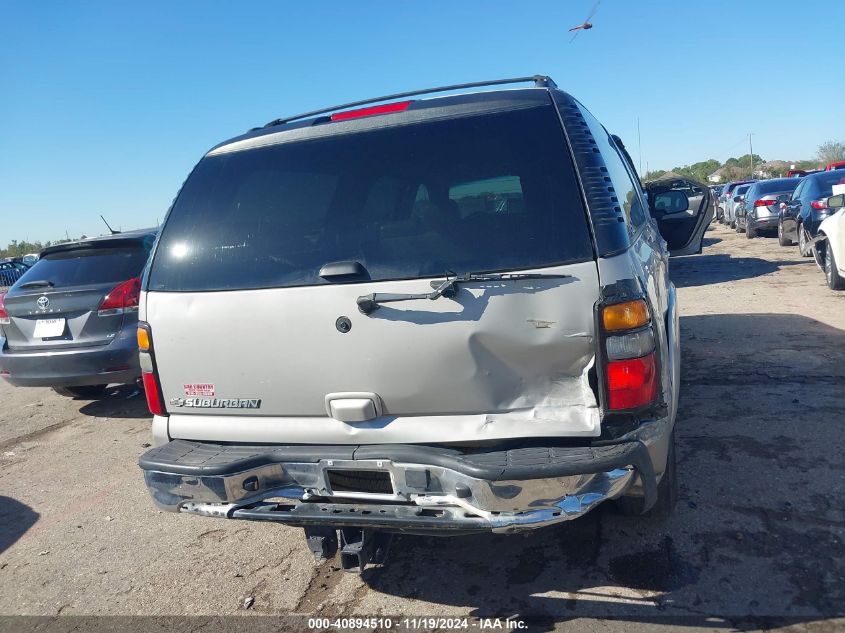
[137, 76, 712, 571]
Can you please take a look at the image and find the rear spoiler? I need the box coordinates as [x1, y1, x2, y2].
[41, 233, 157, 258]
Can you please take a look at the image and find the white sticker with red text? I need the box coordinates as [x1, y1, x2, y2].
[184, 383, 215, 397]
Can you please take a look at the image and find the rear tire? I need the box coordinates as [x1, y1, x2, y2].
[798, 225, 813, 257]
[746, 223, 757, 239]
[616, 431, 678, 518]
[730, 219, 736, 229]
[826, 246, 845, 290]
[778, 220, 792, 246]
[52, 385, 108, 399]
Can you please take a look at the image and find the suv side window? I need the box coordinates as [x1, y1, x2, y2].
[791, 180, 805, 201]
[576, 104, 646, 233]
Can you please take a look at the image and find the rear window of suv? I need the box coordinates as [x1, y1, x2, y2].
[148, 104, 593, 292]
[15, 244, 151, 290]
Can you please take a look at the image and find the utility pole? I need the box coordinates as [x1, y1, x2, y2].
[637, 117, 643, 175]
[749, 132, 754, 178]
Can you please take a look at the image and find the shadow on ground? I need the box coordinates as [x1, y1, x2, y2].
[0, 496, 39, 553]
[78, 383, 150, 419]
[354, 313, 845, 629]
[671, 254, 811, 288]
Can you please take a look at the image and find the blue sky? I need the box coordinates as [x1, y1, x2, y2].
[2, 0, 843, 243]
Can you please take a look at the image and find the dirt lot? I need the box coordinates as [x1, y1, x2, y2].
[1, 223, 843, 631]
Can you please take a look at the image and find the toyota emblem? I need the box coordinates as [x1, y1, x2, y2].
[37, 296, 50, 310]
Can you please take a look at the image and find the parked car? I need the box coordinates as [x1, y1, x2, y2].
[779, 170, 845, 253]
[825, 161, 845, 171]
[736, 178, 801, 238]
[0, 228, 157, 397]
[725, 182, 753, 228]
[137, 76, 713, 571]
[811, 193, 845, 290]
[0, 261, 29, 288]
[718, 180, 755, 225]
[710, 185, 724, 220]
[22, 253, 39, 266]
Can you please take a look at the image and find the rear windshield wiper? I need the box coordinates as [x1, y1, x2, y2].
[356, 271, 572, 314]
[18, 280, 54, 289]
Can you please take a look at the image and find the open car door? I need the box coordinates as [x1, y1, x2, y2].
[644, 177, 713, 256]
[608, 135, 712, 257]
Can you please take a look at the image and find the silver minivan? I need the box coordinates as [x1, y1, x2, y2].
[138, 76, 711, 570]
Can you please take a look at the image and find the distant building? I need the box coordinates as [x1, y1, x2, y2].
[707, 167, 729, 183]
[754, 160, 791, 179]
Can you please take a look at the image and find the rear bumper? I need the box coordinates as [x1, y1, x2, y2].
[0, 327, 140, 387]
[748, 215, 779, 230]
[139, 437, 659, 534]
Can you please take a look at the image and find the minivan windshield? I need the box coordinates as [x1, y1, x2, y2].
[148, 105, 593, 292]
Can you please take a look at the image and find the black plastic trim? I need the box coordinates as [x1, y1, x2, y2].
[139, 438, 654, 487]
[550, 92, 631, 257]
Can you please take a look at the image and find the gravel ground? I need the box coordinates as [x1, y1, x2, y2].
[0, 223, 843, 631]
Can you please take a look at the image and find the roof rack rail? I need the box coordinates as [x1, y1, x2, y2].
[263, 75, 557, 128]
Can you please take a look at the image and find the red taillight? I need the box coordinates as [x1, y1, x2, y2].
[330, 100, 412, 121]
[606, 353, 658, 410]
[0, 292, 9, 325]
[754, 199, 772, 208]
[811, 199, 828, 210]
[142, 371, 164, 416]
[98, 277, 141, 314]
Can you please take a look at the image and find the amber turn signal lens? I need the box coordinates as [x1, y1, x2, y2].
[602, 300, 649, 332]
[137, 327, 150, 352]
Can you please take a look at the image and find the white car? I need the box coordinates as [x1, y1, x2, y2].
[813, 194, 845, 290]
[726, 183, 752, 228]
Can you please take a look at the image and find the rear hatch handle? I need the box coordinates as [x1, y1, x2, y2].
[356, 272, 572, 314]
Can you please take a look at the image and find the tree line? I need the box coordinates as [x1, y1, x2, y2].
[0, 237, 87, 259]
[644, 140, 845, 183]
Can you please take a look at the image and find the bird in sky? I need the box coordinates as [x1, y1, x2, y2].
[570, 0, 600, 42]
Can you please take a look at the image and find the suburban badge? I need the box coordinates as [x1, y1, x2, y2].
[168, 397, 261, 409]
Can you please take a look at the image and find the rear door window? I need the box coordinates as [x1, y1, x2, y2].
[15, 245, 151, 289]
[149, 105, 594, 292]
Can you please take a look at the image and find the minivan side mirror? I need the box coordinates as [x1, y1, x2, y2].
[733, 196, 743, 203]
[827, 194, 845, 209]
[776, 193, 790, 203]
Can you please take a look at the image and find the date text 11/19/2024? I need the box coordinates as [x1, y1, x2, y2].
[307, 617, 529, 630]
